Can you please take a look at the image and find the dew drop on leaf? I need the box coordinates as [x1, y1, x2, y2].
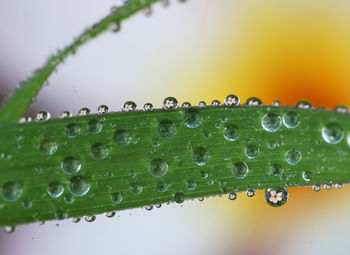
[61, 156, 81, 175]
[223, 124, 240, 141]
[114, 129, 131, 146]
[282, 111, 301, 128]
[90, 143, 108, 160]
[322, 122, 344, 144]
[162, 97, 178, 110]
[285, 149, 301, 165]
[149, 158, 168, 177]
[68, 175, 90, 197]
[224, 94, 240, 106]
[40, 139, 57, 155]
[245, 144, 259, 159]
[111, 193, 123, 204]
[48, 181, 64, 198]
[183, 108, 202, 128]
[232, 162, 248, 179]
[2, 182, 23, 202]
[192, 146, 210, 166]
[158, 120, 176, 139]
[261, 112, 281, 132]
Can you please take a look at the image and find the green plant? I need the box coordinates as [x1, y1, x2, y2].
[0, 0, 349, 230]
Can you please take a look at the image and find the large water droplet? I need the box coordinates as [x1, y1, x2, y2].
[59, 111, 71, 119]
[130, 183, 143, 195]
[334, 105, 348, 113]
[322, 122, 344, 144]
[264, 187, 288, 207]
[181, 102, 191, 108]
[246, 189, 255, 197]
[183, 108, 202, 128]
[285, 149, 301, 165]
[143, 103, 154, 111]
[61, 156, 81, 175]
[2, 182, 23, 202]
[158, 120, 176, 139]
[48, 181, 64, 198]
[192, 146, 210, 165]
[245, 144, 259, 159]
[88, 119, 102, 134]
[174, 192, 185, 203]
[68, 175, 90, 197]
[295, 100, 312, 109]
[114, 129, 131, 146]
[162, 97, 178, 110]
[157, 181, 170, 192]
[98, 105, 109, 114]
[149, 158, 168, 177]
[198, 101, 206, 107]
[261, 113, 281, 132]
[40, 139, 57, 155]
[224, 94, 240, 106]
[270, 163, 283, 176]
[211, 100, 221, 106]
[223, 124, 240, 141]
[65, 123, 80, 138]
[232, 162, 248, 179]
[228, 192, 237, 200]
[122, 101, 136, 111]
[245, 97, 262, 106]
[85, 215, 96, 222]
[111, 193, 123, 204]
[78, 107, 90, 116]
[282, 111, 301, 128]
[35, 111, 50, 121]
[90, 143, 108, 160]
[105, 211, 116, 218]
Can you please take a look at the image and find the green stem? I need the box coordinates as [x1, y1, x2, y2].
[0, 0, 160, 124]
[0, 104, 349, 226]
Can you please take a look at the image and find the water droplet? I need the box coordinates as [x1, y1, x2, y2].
[183, 108, 202, 128]
[72, 217, 80, 223]
[64, 195, 74, 204]
[193, 146, 210, 165]
[85, 215, 96, 222]
[162, 97, 178, 110]
[334, 105, 348, 113]
[35, 111, 50, 121]
[65, 123, 80, 138]
[130, 183, 143, 195]
[105, 211, 116, 218]
[40, 139, 57, 155]
[270, 163, 283, 176]
[22, 199, 32, 209]
[145, 205, 153, 210]
[60, 111, 71, 119]
[245, 144, 259, 159]
[149, 158, 168, 177]
[245, 97, 262, 106]
[55, 209, 67, 220]
[186, 180, 197, 191]
[108, 16, 121, 30]
[114, 129, 131, 146]
[157, 181, 170, 192]
[98, 105, 108, 114]
[78, 107, 90, 116]
[223, 124, 240, 141]
[111, 193, 123, 204]
[181, 102, 191, 108]
[47, 181, 64, 198]
[282, 111, 301, 128]
[88, 119, 102, 134]
[322, 122, 344, 144]
[198, 101, 206, 107]
[19, 117, 32, 123]
[224, 94, 240, 106]
[246, 189, 255, 197]
[158, 120, 176, 139]
[211, 100, 221, 106]
[272, 100, 280, 107]
[90, 143, 108, 160]
[312, 184, 321, 192]
[285, 149, 301, 165]
[232, 162, 249, 179]
[335, 183, 343, 189]
[295, 100, 312, 109]
[228, 192, 237, 200]
[302, 171, 312, 182]
[4, 226, 15, 233]
[324, 184, 332, 190]
[200, 171, 208, 179]
[143, 103, 153, 111]
[68, 175, 90, 197]
[261, 112, 281, 132]
[264, 187, 288, 207]
[61, 156, 81, 175]
[155, 204, 162, 208]
[1, 153, 12, 160]
[110, 6, 118, 14]
[2, 182, 23, 202]
[122, 101, 137, 111]
[174, 192, 185, 203]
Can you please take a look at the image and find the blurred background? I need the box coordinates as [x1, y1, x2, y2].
[1, 0, 350, 254]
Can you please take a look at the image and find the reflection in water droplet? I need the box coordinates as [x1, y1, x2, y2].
[143, 103, 154, 111]
[90, 143, 108, 160]
[322, 122, 344, 144]
[4, 226, 15, 233]
[65, 123, 80, 138]
[48, 181, 64, 198]
[64, 195, 74, 204]
[223, 124, 240, 141]
[40, 139, 58, 155]
[211, 100, 220, 106]
[109, 21, 120, 32]
[324, 184, 332, 190]
[272, 100, 280, 107]
[334, 105, 348, 113]
[246, 189, 255, 197]
[157, 181, 170, 193]
[302, 171, 312, 182]
[78, 107, 90, 116]
[60, 111, 71, 119]
[2, 182, 23, 202]
[232, 162, 248, 179]
[68, 175, 90, 197]
[335, 183, 343, 189]
[122, 101, 137, 111]
[312, 185, 321, 192]
[174, 192, 185, 203]
[130, 183, 143, 195]
[145, 205, 153, 211]
[193, 146, 209, 165]
[158, 120, 176, 139]
[264, 187, 288, 207]
[270, 163, 283, 176]
[183, 108, 202, 128]
[245, 144, 259, 159]
[72, 217, 80, 223]
[105, 211, 116, 218]
[162, 97, 178, 110]
[182, 102, 191, 108]
[200, 171, 208, 179]
[198, 101, 206, 107]
[111, 193, 123, 204]
[285, 149, 301, 165]
[149, 158, 168, 177]
[35, 111, 50, 121]
[85, 215, 96, 222]
[98, 105, 109, 114]
[228, 192, 237, 200]
[295, 100, 312, 109]
[261, 113, 281, 132]
[61, 156, 81, 175]
[245, 97, 262, 106]
[283, 111, 301, 128]
[224, 94, 240, 106]
[114, 129, 131, 146]
[88, 119, 102, 134]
